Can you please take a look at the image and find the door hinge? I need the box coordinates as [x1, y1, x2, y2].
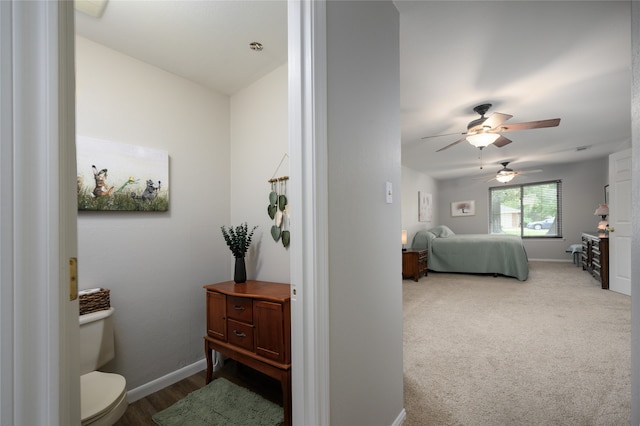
[69, 257, 78, 301]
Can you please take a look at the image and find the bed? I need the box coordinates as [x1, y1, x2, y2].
[411, 225, 529, 281]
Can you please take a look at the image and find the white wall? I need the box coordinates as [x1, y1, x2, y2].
[326, 2, 405, 424]
[435, 157, 609, 260]
[230, 64, 290, 283]
[76, 37, 231, 389]
[401, 165, 438, 247]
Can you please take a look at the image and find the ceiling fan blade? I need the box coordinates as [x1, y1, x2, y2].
[482, 112, 513, 130]
[472, 174, 497, 181]
[498, 118, 561, 132]
[493, 135, 512, 148]
[436, 136, 467, 152]
[421, 132, 466, 140]
[520, 169, 543, 174]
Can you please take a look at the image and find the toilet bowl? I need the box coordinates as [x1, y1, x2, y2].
[79, 307, 128, 425]
[81, 372, 127, 426]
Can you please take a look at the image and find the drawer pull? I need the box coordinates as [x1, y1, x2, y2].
[233, 330, 246, 338]
[233, 305, 245, 311]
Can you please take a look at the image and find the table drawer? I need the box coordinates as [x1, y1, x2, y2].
[227, 319, 254, 351]
[227, 296, 253, 323]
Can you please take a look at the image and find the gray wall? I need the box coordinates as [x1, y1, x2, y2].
[402, 165, 439, 245]
[432, 157, 609, 260]
[76, 38, 289, 390]
[230, 64, 290, 283]
[76, 37, 230, 388]
[326, 2, 405, 424]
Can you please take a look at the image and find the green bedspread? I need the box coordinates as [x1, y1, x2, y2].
[411, 226, 529, 281]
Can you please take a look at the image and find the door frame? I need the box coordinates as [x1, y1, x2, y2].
[0, 2, 330, 424]
[0, 1, 79, 425]
[288, 1, 330, 424]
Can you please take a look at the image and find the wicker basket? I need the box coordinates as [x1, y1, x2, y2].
[79, 288, 110, 315]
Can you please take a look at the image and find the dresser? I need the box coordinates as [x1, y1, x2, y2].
[402, 249, 428, 281]
[204, 280, 291, 425]
[581, 232, 609, 289]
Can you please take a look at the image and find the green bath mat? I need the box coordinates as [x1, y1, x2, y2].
[152, 378, 284, 426]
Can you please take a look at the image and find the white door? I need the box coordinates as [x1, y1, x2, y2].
[0, 2, 80, 425]
[609, 148, 632, 295]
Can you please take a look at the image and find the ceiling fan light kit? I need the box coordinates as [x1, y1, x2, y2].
[466, 131, 500, 148]
[494, 161, 517, 183]
[495, 171, 516, 183]
[424, 103, 560, 153]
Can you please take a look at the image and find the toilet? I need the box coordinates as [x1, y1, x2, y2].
[79, 307, 128, 426]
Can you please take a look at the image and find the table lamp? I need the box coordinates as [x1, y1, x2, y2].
[594, 203, 609, 233]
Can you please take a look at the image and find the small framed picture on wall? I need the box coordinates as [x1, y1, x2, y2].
[451, 200, 475, 217]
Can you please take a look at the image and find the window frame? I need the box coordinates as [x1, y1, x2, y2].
[489, 179, 562, 239]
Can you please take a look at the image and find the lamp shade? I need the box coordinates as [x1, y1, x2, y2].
[466, 132, 500, 148]
[401, 230, 408, 245]
[594, 203, 609, 217]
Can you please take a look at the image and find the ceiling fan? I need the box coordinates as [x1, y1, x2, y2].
[422, 104, 561, 152]
[476, 161, 542, 184]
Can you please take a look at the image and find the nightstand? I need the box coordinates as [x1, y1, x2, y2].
[402, 249, 428, 282]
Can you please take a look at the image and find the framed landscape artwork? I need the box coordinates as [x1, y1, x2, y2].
[77, 136, 169, 211]
[451, 200, 475, 217]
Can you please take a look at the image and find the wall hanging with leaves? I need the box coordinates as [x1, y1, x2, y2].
[268, 176, 289, 247]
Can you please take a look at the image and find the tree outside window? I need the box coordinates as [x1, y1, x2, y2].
[489, 180, 562, 238]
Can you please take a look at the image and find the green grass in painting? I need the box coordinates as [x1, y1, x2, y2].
[77, 187, 168, 211]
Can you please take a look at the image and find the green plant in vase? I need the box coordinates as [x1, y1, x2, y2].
[220, 222, 258, 283]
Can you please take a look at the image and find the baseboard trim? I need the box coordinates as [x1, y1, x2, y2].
[126, 358, 207, 403]
[529, 258, 574, 263]
[392, 408, 407, 425]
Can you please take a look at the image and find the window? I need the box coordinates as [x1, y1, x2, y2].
[489, 180, 562, 238]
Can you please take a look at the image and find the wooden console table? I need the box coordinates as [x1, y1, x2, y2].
[402, 249, 428, 281]
[204, 280, 291, 425]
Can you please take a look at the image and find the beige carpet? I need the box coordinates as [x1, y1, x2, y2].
[403, 261, 631, 426]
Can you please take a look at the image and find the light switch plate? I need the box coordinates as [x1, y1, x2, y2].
[386, 181, 393, 203]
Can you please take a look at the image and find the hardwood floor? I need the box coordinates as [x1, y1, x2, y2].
[114, 359, 282, 426]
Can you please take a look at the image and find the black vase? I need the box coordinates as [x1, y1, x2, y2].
[234, 257, 247, 283]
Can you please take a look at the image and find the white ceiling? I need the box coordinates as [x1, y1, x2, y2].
[74, 0, 632, 181]
[75, 0, 288, 96]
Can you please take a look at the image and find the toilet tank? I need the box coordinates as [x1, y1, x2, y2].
[79, 307, 116, 375]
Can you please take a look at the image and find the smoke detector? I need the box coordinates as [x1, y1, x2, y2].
[249, 42, 264, 52]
